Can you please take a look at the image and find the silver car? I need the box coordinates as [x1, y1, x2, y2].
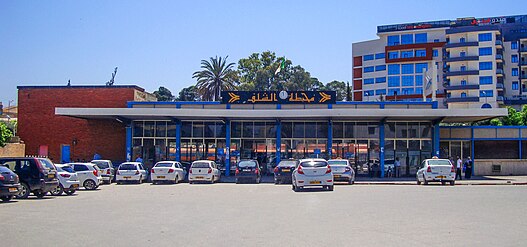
[327, 159, 355, 184]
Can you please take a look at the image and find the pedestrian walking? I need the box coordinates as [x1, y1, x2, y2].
[394, 157, 401, 178]
[465, 156, 473, 179]
[455, 156, 463, 180]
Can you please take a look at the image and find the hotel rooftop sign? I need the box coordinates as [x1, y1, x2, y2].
[220, 91, 337, 104]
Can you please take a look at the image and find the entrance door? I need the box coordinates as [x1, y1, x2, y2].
[61, 145, 71, 163]
[240, 139, 274, 175]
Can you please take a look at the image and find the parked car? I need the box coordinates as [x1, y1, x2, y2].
[115, 162, 147, 184]
[91, 160, 114, 184]
[327, 159, 355, 185]
[292, 158, 334, 192]
[0, 157, 59, 199]
[69, 163, 103, 190]
[0, 165, 21, 202]
[235, 160, 261, 184]
[151, 161, 186, 184]
[51, 164, 80, 196]
[188, 160, 220, 184]
[273, 159, 298, 184]
[416, 158, 456, 186]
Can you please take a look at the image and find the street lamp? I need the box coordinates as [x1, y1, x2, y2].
[365, 92, 370, 101]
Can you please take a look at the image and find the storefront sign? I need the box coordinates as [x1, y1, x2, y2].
[221, 91, 336, 104]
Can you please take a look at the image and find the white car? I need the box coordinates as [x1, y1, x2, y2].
[151, 161, 186, 184]
[116, 162, 147, 184]
[91, 160, 114, 184]
[292, 159, 334, 192]
[51, 164, 80, 196]
[327, 159, 355, 185]
[69, 163, 103, 190]
[416, 158, 456, 186]
[188, 160, 220, 184]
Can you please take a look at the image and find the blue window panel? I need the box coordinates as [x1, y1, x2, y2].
[375, 65, 386, 71]
[434, 39, 440, 43]
[388, 51, 398, 59]
[363, 66, 374, 73]
[388, 89, 400, 96]
[415, 49, 426, 57]
[375, 77, 387, 83]
[400, 50, 414, 58]
[388, 64, 400, 75]
[388, 76, 400, 87]
[364, 78, 375, 85]
[415, 88, 423, 94]
[479, 90, 493, 97]
[415, 75, 423, 86]
[388, 35, 400, 46]
[479, 62, 492, 70]
[511, 41, 518, 50]
[363, 54, 374, 61]
[461, 66, 466, 71]
[460, 37, 466, 43]
[479, 76, 493, 85]
[433, 49, 438, 57]
[401, 34, 413, 45]
[375, 53, 385, 59]
[364, 90, 374, 96]
[415, 63, 428, 73]
[512, 68, 519, 76]
[461, 92, 467, 98]
[415, 33, 427, 44]
[478, 47, 492, 56]
[376, 89, 386, 95]
[401, 64, 414, 74]
[512, 55, 518, 63]
[461, 80, 467, 85]
[402, 76, 414, 86]
[512, 81, 519, 90]
[402, 88, 414, 95]
[478, 33, 492, 42]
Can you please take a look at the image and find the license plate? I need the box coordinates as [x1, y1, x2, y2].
[72, 184, 79, 188]
[8, 187, 18, 192]
[48, 174, 54, 178]
[436, 176, 446, 179]
[334, 175, 341, 178]
[157, 176, 166, 179]
[196, 176, 204, 179]
[124, 176, 131, 179]
[282, 169, 290, 172]
[309, 181, 321, 184]
[243, 169, 251, 172]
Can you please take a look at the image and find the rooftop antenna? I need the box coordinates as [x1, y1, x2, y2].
[106, 67, 118, 86]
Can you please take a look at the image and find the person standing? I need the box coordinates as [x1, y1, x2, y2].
[93, 152, 102, 160]
[455, 156, 463, 180]
[135, 155, 143, 164]
[465, 156, 473, 179]
[394, 157, 401, 178]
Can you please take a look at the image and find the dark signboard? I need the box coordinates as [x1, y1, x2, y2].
[221, 91, 336, 104]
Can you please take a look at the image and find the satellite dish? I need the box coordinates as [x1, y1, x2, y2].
[481, 103, 492, 109]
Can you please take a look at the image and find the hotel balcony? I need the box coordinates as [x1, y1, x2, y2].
[445, 70, 479, 77]
[496, 69, 504, 76]
[521, 75, 527, 82]
[444, 41, 479, 49]
[497, 96, 505, 103]
[444, 56, 479, 63]
[505, 97, 527, 105]
[495, 40, 503, 48]
[520, 47, 527, 54]
[445, 97, 480, 103]
[520, 61, 527, 67]
[496, 83, 504, 90]
[495, 54, 503, 62]
[445, 84, 480, 91]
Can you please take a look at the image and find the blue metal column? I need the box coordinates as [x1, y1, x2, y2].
[433, 122, 440, 157]
[327, 120, 332, 159]
[175, 120, 181, 162]
[471, 127, 475, 175]
[225, 119, 231, 176]
[379, 120, 385, 178]
[125, 125, 132, 162]
[519, 128, 522, 159]
[276, 120, 281, 165]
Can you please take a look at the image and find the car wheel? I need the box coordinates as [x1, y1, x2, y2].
[16, 183, 30, 199]
[292, 184, 295, 191]
[64, 189, 76, 196]
[423, 175, 428, 185]
[138, 176, 143, 184]
[450, 181, 455, 186]
[84, 179, 97, 190]
[35, 191, 46, 198]
[235, 178, 239, 184]
[348, 178, 354, 185]
[328, 185, 334, 191]
[294, 185, 301, 192]
[211, 176, 215, 184]
[104, 180, 111, 185]
[174, 175, 179, 184]
[441, 181, 446, 185]
[50, 184, 64, 196]
[417, 177, 421, 185]
[1, 196, 13, 202]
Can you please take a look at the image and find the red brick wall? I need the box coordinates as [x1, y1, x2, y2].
[18, 87, 138, 163]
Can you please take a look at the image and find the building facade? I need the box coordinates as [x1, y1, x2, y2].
[352, 15, 527, 109]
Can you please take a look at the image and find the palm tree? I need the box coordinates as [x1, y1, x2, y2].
[192, 56, 237, 101]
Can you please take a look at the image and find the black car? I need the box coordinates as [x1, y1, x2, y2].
[273, 159, 299, 184]
[235, 160, 261, 184]
[0, 165, 21, 202]
[0, 157, 59, 199]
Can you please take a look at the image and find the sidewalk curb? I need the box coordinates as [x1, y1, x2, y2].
[353, 182, 527, 186]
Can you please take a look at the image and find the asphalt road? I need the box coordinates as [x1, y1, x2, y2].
[1, 182, 526, 247]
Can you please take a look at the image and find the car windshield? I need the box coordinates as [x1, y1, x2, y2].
[91, 161, 109, 169]
[238, 160, 257, 168]
[328, 160, 348, 166]
[192, 162, 210, 168]
[300, 161, 328, 167]
[278, 161, 297, 167]
[38, 159, 56, 170]
[0, 166, 12, 173]
[428, 160, 451, 166]
[61, 166, 75, 173]
[155, 162, 174, 168]
[119, 164, 138, 170]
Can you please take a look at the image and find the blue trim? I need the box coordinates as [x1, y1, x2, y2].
[520, 128, 523, 160]
[226, 104, 231, 109]
[277, 104, 281, 109]
[432, 101, 438, 109]
[441, 126, 527, 129]
[471, 127, 475, 175]
[327, 120, 332, 159]
[276, 120, 281, 164]
[225, 120, 231, 176]
[328, 104, 333, 109]
[379, 120, 385, 178]
[125, 125, 132, 161]
[175, 120, 181, 162]
[442, 137, 527, 141]
[433, 122, 440, 156]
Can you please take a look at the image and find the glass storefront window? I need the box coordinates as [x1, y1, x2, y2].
[144, 121, 155, 137]
[396, 123, 407, 138]
[204, 122, 215, 138]
[333, 122, 343, 138]
[192, 122, 204, 137]
[231, 122, 241, 138]
[475, 141, 518, 159]
[293, 122, 304, 138]
[420, 123, 432, 138]
[317, 122, 328, 138]
[281, 122, 292, 138]
[254, 122, 266, 138]
[344, 122, 354, 138]
[156, 122, 167, 137]
[181, 122, 192, 137]
[305, 123, 316, 138]
[167, 122, 176, 137]
[133, 121, 143, 137]
[243, 122, 253, 138]
[408, 123, 419, 138]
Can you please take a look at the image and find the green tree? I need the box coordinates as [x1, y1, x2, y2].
[176, 85, 200, 101]
[0, 122, 13, 147]
[501, 106, 524, 126]
[193, 56, 237, 101]
[153, 86, 175, 101]
[323, 80, 347, 101]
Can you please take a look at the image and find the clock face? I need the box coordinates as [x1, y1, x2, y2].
[279, 90, 288, 100]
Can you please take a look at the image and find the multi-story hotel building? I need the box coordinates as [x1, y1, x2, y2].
[352, 15, 527, 109]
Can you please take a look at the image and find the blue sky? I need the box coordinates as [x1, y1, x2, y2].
[1, 0, 525, 105]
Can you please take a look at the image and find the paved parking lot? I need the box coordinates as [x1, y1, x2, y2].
[1, 183, 526, 247]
